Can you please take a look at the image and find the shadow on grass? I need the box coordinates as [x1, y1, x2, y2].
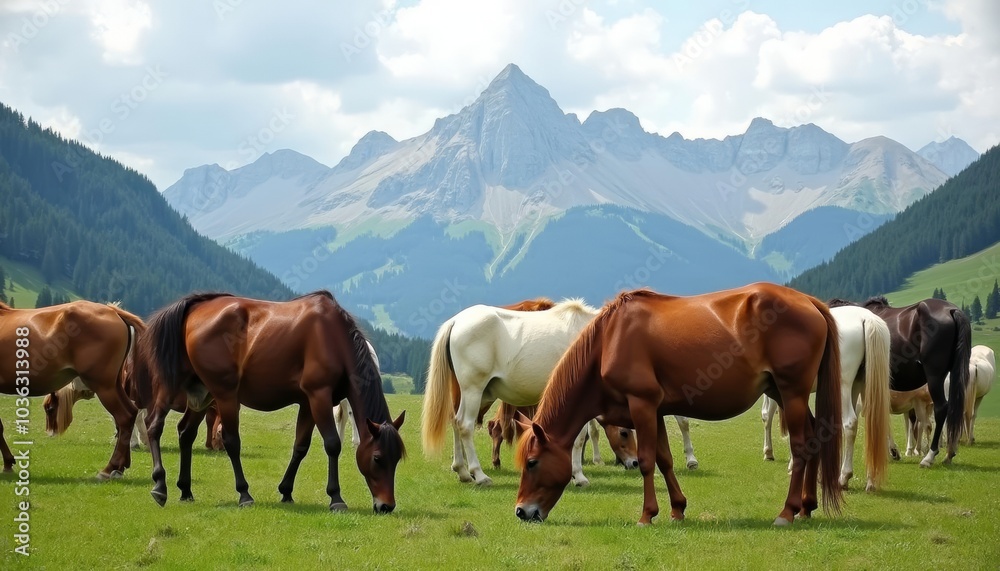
[214, 499, 451, 521]
[30, 473, 151, 487]
[542, 515, 911, 531]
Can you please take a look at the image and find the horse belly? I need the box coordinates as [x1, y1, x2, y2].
[660, 371, 770, 421]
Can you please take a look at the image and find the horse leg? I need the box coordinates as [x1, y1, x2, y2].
[655, 415, 687, 521]
[133, 408, 149, 450]
[216, 396, 253, 507]
[0, 419, 15, 472]
[571, 427, 590, 487]
[277, 405, 315, 504]
[775, 396, 810, 526]
[451, 404, 472, 482]
[176, 407, 207, 502]
[307, 391, 347, 511]
[838, 382, 859, 489]
[147, 398, 171, 506]
[969, 397, 983, 445]
[456, 391, 492, 486]
[674, 416, 698, 470]
[348, 404, 360, 447]
[588, 419, 603, 464]
[489, 422, 502, 469]
[627, 395, 661, 526]
[204, 406, 218, 449]
[90, 377, 137, 480]
[921, 380, 948, 468]
[800, 409, 820, 517]
[762, 397, 777, 461]
[334, 403, 347, 445]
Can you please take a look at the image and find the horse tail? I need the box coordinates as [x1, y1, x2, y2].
[813, 299, 844, 514]
[422, 319, 455, 456]
[44, 385, 77, 436]
[948, 308, 971, 450]
[861, 313, 891, 490]
[139, 293, 230, 399]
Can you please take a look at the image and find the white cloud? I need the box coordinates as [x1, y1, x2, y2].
[86, 0, 152, 65]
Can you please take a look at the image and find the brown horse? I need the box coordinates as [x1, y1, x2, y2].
[514, 284, 843, 526]
[830, 296, 970, 466]
[133, 291, 405, 512]
[0, 300, 144, 478]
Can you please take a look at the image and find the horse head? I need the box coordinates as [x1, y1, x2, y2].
[605, 424, 638, 469]
[357, 411, 406, 514]
[513, 414, 572, 522]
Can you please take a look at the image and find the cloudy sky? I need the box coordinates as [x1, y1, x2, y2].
[1, 0, 997, 190]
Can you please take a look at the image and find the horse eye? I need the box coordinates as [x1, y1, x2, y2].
[373, 455, 383, 464]
[620, 430, 629, 438]
[526, 458, 538, 469]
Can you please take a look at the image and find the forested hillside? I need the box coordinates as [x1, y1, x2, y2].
[790, 145, 1000, 300]
[0, 103, 431, 389]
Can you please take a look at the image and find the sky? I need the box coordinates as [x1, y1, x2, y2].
[0, 0, 997, 190]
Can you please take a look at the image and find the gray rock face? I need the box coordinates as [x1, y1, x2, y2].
[918, 137, 980, 177]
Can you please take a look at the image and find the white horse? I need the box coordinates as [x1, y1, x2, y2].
[887, 385, 934, 458]
[333, 340, 381, 447]
[945, 344, 995, 445]
[422, 299, 606, 486]
[761, 304, 892, 491]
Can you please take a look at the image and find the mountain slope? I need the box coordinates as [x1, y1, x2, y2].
[790, 145, 1000, 301]
[0, 102, 293, 314]
[918, 137, 981, 177]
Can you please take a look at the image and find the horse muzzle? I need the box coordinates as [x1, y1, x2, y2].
[515, 504, 545, 522]
[373, 500, 395, 514]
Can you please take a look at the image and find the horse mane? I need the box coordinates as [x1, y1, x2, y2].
[549, 298, 599, 318]
[516, 289, 651, 469]
[862, 296, 891, 310]
[0, 300, 12, 311]
[826, 298, 858, 308]
[293, 289, 335, 302]
[44, 385, 77, 435]
[505, 298, 555, 312]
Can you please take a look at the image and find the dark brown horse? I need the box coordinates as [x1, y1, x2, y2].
[0, 300, 144, 478]
[829, 296, 970, 466]
[515, 284, 843, 526]
[133, 291, 405, 512]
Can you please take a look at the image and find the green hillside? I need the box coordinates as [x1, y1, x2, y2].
[791, 145, 1000, 300]
[884, 241, 1000, 418]
[0, 254, 78, 307]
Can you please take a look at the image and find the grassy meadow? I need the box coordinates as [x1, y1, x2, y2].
[2, 393, 999, 570]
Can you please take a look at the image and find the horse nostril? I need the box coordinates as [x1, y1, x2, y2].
[379, 503, 394, 514]
[516, 507, 527, 520]
[630, 460, 639, 468]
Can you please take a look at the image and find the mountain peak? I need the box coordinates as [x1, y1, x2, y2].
[917, 136, 980, 177]
[334, 130, 399, 172]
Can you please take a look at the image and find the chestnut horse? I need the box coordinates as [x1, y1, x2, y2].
[829, 297, 970, 467]
[887, 385, 934, 459]
[515, 284, 843, 526]
[133, 291, 404, 512]
[0, 300, 143, 478]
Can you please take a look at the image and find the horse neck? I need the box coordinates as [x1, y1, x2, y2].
[536, 363, 603, 449]
[347, 371, 391, 426]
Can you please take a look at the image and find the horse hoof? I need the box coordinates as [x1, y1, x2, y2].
[131, 443, 142, 451]
[330, 502, 348, 512]
[110, 470, 124, 480]
[919, 460, 933, 469]
[943, 457, 954, 465]
[238, 499, 255, 508]
[2, 465, 12, 473]
[687, 461, 699, 470]
[475, 476, 493, 487]
[151, 491, 167, 507]
[865, 482, 877, 493]
[458, 473, 475, 483]
[281, 495, 294, 504]
[773, 517, 792, 527]
[636, 522, 649, 527]
[574, 478, 590, 488]
[890, 449, 901, 461]
[96, 471, 111, 481]
[763, 452, 774, 461]
[180, 495, 195, 503]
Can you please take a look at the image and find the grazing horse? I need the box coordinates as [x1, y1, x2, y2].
[514, 285, 843, 526]
[133, 291, 405, 512]
[760, 305, 891, 491]
[422, 299, 602, 486]
[0, 300, 144, 478]
[887, 386, 934, 459]
[829, 297, 970, 467]
[945, 345, 995, 445]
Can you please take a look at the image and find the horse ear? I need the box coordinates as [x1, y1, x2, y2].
[366, 418, 382, 438]
[391, 410, 405, 430]
[531, 422, 548, 445]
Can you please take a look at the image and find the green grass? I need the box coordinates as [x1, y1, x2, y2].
[383, 373, 414, 395]
[2, 395, 998, 569]
[0, 255, 78, 308]
[885, 240, 1000, 418]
